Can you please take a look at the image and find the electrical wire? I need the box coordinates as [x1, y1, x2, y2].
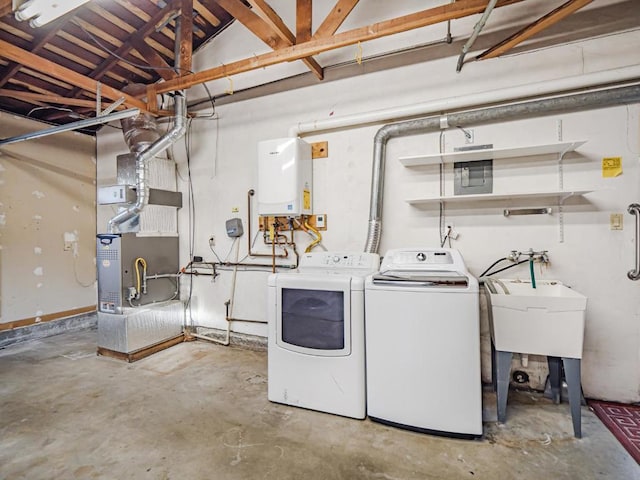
[183, 116, 197, 330]
[73, 255, 95, 288]
[78, 23, 217, 118]
[439, 130, 446, 245]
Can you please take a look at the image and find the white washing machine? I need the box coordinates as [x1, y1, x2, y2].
[267, 251, 380, 419]
[365, 248, 482, 438]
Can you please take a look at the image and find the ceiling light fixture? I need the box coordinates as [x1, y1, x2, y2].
[15, 0, 91, 28]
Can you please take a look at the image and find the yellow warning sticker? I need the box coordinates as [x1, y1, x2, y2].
[602, 157, 622, 178]
[303, 189, 311, 210]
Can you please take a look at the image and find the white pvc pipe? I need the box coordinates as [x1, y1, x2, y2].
[288, 65, 640, 137]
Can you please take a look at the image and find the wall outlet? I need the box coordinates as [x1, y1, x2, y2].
[316, 214, 326, 229]
[209, 235, 215, 245]
[63, 232, 77, 251]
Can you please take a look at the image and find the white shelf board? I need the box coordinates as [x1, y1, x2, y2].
[406, 190, 592, 206]
[398, 140, 587, 166]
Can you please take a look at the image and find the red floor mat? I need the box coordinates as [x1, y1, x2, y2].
[589, 400, 640, 464]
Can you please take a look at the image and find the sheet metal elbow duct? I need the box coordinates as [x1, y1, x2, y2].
[108, 92, 187, 233]
[364, 83, 640, 253]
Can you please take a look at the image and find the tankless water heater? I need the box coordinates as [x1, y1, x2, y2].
[257, 137, 312, 216]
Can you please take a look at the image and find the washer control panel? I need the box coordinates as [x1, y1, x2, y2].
[381, 248, 467, 272]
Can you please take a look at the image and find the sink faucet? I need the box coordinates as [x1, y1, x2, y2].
[507, 249, 549, 289]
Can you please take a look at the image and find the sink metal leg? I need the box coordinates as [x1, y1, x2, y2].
[491, 341, 497, 392]
[547, 356, 563, 404]
[496, 350, 512, 423]
[562, 357, 582, 438]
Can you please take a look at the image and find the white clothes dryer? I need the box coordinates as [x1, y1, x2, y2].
[365, 248, 482, 438]
[267, 251, 380, 419]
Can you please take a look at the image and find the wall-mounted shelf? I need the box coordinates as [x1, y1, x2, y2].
[406, 190, 592, 206]
[398, 140, 587, 166]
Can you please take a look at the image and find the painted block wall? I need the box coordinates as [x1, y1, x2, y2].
[0, 113, 97, 324]
[97, 1, 640, 402]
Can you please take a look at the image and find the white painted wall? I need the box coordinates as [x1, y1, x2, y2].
[98, 1, 640, 402]
[0, 113, 97, 323]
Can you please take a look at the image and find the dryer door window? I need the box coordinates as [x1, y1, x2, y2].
[281, 288, 344, 350]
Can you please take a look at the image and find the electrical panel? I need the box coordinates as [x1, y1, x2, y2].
[257, 137, 312, 216]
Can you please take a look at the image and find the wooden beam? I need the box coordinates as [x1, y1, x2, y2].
[0, 39, 147, 110]
[296, 0, 312, 43]
[0, 0, 12, 17]
[0, 89, 109, 108]
[130, 37, 178, 80]
[313, 0, 359, 38]
[194, 0, 221, 26]
[216, 0, 286, 49]
[154, 0, 522, 95]
[0, 18, 67, 90]
[67, 0, 179, 100]
[247, 0, 323, 79]
[247, 0, 294, 43]
[477, 0, 593, 60]
[179, 0, 193, 72]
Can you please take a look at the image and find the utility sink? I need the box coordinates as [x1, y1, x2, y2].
[485, 279, 587, 358]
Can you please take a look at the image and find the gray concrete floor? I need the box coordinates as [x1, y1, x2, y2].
[0, 329, 637, 480]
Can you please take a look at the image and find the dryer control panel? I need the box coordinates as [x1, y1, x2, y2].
[299, 252, 380, 272]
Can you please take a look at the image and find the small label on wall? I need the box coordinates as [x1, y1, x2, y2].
[602, 157, 622, 177]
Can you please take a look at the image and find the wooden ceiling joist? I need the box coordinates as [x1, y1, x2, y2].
[0, 0, 11, 18]
[131, 37, 178, 80]
[179, 0, 194, 72]
[216, 0, 323, 80]
[313, 0, 359, 39]
[246, 0, 324, 79]
[153, 0, 522, 95]
[0, 89, 111, 109]
[0, 39, 147, 110]
[0, 19, 66, 90]
[296, 0, 312, 44]
[67, 1, 179, 99]
[477, 0, 594, 60]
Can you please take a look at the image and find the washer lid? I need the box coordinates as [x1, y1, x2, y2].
[372, 270, 469, 287]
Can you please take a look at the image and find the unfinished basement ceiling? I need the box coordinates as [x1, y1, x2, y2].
[0, 0, 636, 130]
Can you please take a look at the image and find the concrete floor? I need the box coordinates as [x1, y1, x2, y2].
[0, 329, 637, 479]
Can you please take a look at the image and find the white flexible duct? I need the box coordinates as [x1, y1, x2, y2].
[108, 92, 187, 233]
[288, 65, 640, 137]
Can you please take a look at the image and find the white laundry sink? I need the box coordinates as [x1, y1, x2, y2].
[485, 279, 587, 358]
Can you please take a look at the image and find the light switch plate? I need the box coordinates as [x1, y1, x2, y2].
[610, 213, 623, 230]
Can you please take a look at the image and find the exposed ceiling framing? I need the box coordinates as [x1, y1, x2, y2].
[0, 0, 624, 131]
